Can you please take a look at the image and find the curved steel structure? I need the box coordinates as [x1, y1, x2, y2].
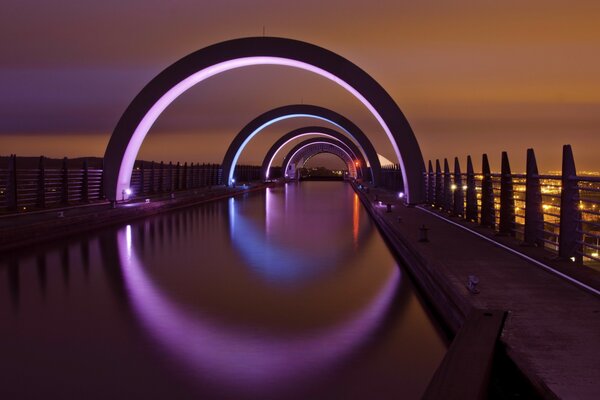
[103, 37, 425, 203]
[260, 126, 368, 181]
[281, 138, 357, 179]
[222, 104, 382, 186]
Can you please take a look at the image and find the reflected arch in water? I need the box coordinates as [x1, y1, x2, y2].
[281, 138, 358, 179]
[116, 224, 401, 392]
[261, 126, 368, 181]
[103, 37, 425, 203]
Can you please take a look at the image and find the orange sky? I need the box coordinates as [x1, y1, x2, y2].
[1, 0, 599, 172]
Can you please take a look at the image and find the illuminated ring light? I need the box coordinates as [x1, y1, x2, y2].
[117, 225, 401, 391]
[281, 139, 358, 179]
[103, 37, 425, 203]
[260, 126, 368, 181]
[222, 104, 382, 188]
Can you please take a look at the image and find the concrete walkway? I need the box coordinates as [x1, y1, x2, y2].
[356, 185, 600, 400]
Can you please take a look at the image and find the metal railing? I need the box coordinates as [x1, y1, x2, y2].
[0, 156, 237, 213]
[424, 145, 600, 268]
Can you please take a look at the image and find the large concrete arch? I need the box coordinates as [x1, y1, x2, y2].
[260, 126, 368, 181]
[222, 104, 382, 187]
[103, 37, 425, 203]
[281, 139, 358, 179]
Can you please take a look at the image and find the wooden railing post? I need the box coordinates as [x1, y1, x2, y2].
[453, 157, 464, 217]
[61, 157, 69, 205]
[37, 156, 46, 208]
[435, 159, 443, 209]
[558, 145, 582, 262]
[81, 158, 89, 203]
[466, 155, 478, 222]
[158, 161, 164, 193]
[443, 158, 452, 212]
[480, 154, 495, 228]
[499, 151, 515, 235]
[524, 148, 543, 246]
[7, 154, 18, 212]
[427, 160, 434, 205]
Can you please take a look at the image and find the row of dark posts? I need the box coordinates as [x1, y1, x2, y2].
[425, 145, 582, 262]
[4, 155, 101, 211]
[132, 161, 222, 196]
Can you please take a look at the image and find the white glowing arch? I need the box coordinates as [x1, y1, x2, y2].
[283, 141, 356, 178]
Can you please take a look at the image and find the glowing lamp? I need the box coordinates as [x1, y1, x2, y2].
[450, 184, 457, 191]
[398, 192, 404, 199]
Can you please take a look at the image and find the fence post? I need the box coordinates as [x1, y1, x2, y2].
[524, 149, 543, 246]
[466, 155, 477, 222]
[435, 159, 442, 209]
[139, 161, 145, 196]
[499, 152, 515, 235]
[61, 157, 69, 205]
[37, 156, 46, 208]
[453, 157, 464, 217]
[427, 160, 434, 205]
[150, 161, 155, 194]
[443, 158, 452, 211]
[81, 158, 89, 203]
[6, 154, 18, 212]
[168, 162, 174, 192]
[183, 162, 188, 190]
[558, 145, 582, 262]
[480, 154, 495, 228]
[159, 161, 164, 192]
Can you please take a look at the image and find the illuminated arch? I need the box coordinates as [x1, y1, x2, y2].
[222, 104, 382, 186]
[103, 37, 425, 203]
[281, 139, 358, 179]
[260, 126, 368, 181]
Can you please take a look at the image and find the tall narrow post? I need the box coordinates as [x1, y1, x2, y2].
[499, 152, 515, 235]
[558, 145, 582, 262]
[37, 156, 46, 208]
[524, 149, 543, 246]
[435, 159, 442, 209]
[427, 160, 434, 205]
[480, 154, 495, 228]
[7, 154, 18, 212]
[443, 158, 452, 212]
[453, 157, 464, 217]
[183, 162, 188, 190]
[139, 161, 145, 196]
[168, 162, 174, 192]
[175, 162, 181, 191]
[466, 156, 477, 222]
[149, 161, 155, 194]
[81, 158, 89, 203]
[61, 157, 69, 205]
[158, 161, 164, 193]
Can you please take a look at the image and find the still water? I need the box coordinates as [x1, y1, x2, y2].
[0, 181, 446, 399]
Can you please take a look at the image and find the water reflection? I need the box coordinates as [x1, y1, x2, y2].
[0, 182, 446, 399]
[117, 225, 400, 391]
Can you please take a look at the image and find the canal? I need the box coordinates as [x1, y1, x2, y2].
[0, 181, 446, 399]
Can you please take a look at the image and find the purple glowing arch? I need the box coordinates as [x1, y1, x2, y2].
[260, 126, 368, 181]
[103, 37, 425, 203]
[281, 139, 358, 179]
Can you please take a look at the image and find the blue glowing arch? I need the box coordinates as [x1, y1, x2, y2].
[260, 126, 368, 181]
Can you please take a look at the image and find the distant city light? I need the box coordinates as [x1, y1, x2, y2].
[462, 185, 468, 191]
[450, 184, 457, 191]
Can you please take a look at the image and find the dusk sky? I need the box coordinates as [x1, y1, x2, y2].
[1, 0, 599, 172]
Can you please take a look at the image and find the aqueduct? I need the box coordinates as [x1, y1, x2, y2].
[103, 36, 425, 203]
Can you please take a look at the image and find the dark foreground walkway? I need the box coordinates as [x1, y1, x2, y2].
[356, 184, 600, 399]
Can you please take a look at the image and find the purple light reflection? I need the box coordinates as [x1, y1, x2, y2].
[117, 225, 400, 394]
[115, 56, 408, 199]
